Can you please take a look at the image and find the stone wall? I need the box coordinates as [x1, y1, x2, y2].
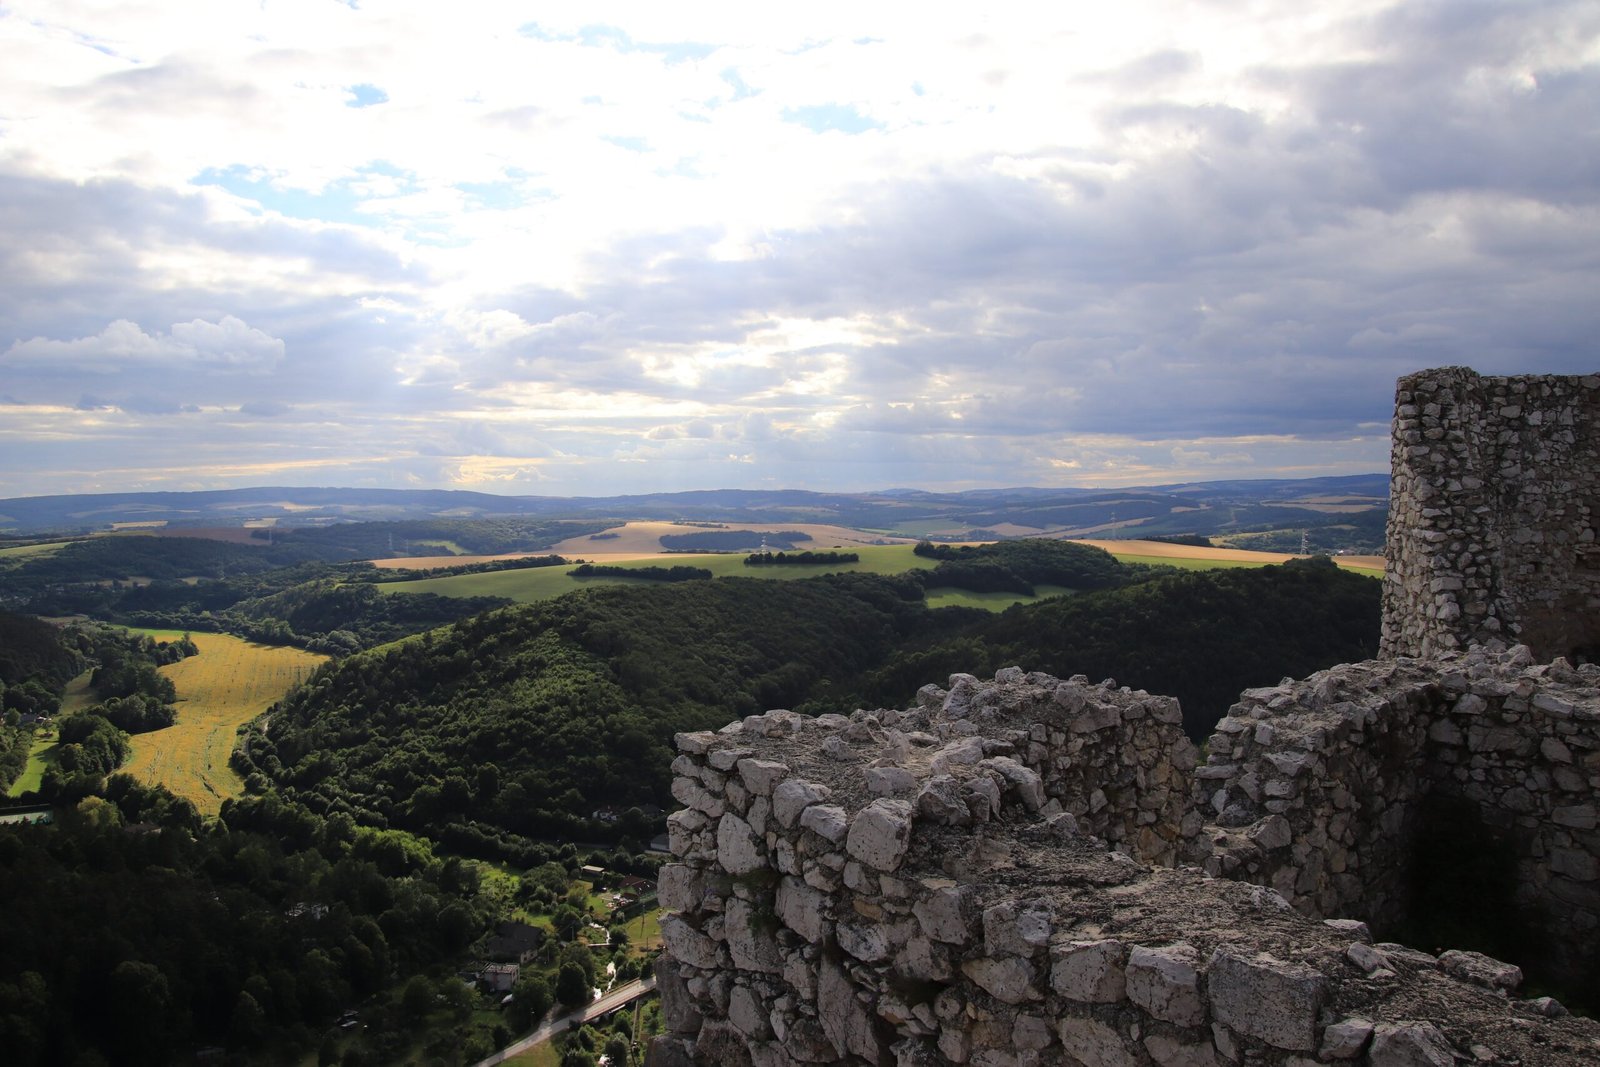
[1189, 645, 1600, 990]
[1381, 367, 1600, 661]
[652, 670, 1600, 1066]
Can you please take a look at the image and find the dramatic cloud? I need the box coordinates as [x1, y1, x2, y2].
[1, 0, 1596, 497]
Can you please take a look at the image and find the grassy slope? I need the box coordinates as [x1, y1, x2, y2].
[122, 631, 326, 815]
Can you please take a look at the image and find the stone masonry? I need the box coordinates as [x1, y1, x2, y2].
[652, 669, 1600, 1066]
[1190, 644, 1600, 990]
[1382, 367, 1600, 661]
[652, 368, 1600, 1066]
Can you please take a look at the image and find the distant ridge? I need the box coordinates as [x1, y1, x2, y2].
[0, 475, 1390, 545]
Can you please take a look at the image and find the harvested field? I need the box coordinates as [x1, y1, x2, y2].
[367, 521, 915, 570]
[1080, 539, 1384, 574]
[123, 632, 326, 814]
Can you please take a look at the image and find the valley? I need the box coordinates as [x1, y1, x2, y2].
[0, 480, 1386, 1066]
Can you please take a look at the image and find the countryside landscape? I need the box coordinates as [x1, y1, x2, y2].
[4, 1, 1596, 1064]
[0, 479, 1391, 1065]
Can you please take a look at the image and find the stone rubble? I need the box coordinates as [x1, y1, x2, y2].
[652, 668, 1600, 1066]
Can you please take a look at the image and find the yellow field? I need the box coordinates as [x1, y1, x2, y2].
[123, 632, 326, 814]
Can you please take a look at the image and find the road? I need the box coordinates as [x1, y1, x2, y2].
[471, 976, 657, 1067]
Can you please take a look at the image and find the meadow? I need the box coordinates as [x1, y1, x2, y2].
[122, 630, 326, 814]
[375, 538, 1380, 612]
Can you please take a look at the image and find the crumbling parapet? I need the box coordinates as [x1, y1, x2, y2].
[654, 670, 1600, 1066]
[1382, 367, 1600, 662]
[1190, 644, 1600, 992]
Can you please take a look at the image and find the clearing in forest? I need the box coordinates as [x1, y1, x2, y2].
[123, 631, 326, 815]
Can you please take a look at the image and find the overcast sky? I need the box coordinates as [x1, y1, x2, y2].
[1, 1, 1596, 499]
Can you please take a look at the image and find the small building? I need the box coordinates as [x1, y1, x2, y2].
[482, 963, 520, 993]
[580, 864, 606, 886]
[486, 920, 544, 965]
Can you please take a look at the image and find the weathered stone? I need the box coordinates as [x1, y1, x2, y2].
[774, 876, 829, 943]
[1367, 1021, 1456, 1066]
[771, 779, 831, 829]
[1126, 943, 1204, 1027]
[817, 958, 877, 1062]
[1320, 1018, 1374, 1060]
[836, 919, 894, 963]
[717, 813, 768, 875]
[723, 898, 783, 973]
[982, 902, 1050, 957]
[660, 914, 721, 970]
[737, 758, 790, 796]
[846, 798, 915, 872]
[913, 884, 972, 945]
[1207, 946, 1325, 1051]
[1437, 949, 1522, 992]
[960, 956, 1041, 1004]
[1050, 938, 1127, 1003]
[866, 765, 920, 796]
[1144, 1033, 1221, 1067]
[1057, 1015, 1137, 1067]
[798, 804, 848, 844]
[727, 984, 771, 1040]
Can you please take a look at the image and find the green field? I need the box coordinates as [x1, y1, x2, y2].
[0, 541, 68, 560]
[373, 541, 1340, 611]
[376, 544, 943, 603]
[7, 730, 60, 797]
[121, 631, 327, 814]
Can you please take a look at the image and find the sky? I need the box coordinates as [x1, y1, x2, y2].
[1, 1, 1597, 500]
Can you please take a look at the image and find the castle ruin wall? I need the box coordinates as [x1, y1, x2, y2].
[1189, 646, 1600, 990]
[1382, 367, 1600, 662]
[653, 669, 1600, 1067]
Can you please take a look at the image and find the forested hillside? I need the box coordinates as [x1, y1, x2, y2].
[242, 554, 1379, 862]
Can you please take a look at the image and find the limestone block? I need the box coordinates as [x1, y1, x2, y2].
[913, 885, 973, 945]
[724, 898, 784, 973]
[737, 758, 790, 796]
[717, 812, 768, 875]
[660, 913, 722, 970]
[798, 804, 848, 844]
[655, 957, 703, 1036]
[818, 958, 878, 1062]
[1049, 939, 1127, 1003]
[658, 863, 702, 912]
[1144, 1034, 1220, 1067]
[847, 798, 916, 872]
[1207, 945, 1325, 1051]
[1014, 1015, 1053, 1051]
[961, 956, 1042, 1004]
[1319, 1017, 1373, 1059]
[932, 736, 988, 773]
[837, 919, 894, 962]
[1437, 949, 1522, 992]
[977, 756, 1045, 810]
[917, 775, 972, 825]
[729, 983, 773, 1039]
[867, 765, 920, 796]
[675, 731, 717, 754]
[1367, 1022, 1456, 1066]
[896, 933, 954, 981]
[775, 876, 829, 943]
[982, 902, 1051, 957]
[1126, 943, 1205, 1027]
[771, 779, 831, 829]
[1056, 1015, 1137, 1067]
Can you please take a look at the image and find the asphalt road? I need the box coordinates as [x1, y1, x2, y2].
[471, 975, 657, 1067]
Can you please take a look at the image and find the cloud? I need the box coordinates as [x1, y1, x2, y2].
[0, 1, 1595, 498]
[7, 316, 285, 372]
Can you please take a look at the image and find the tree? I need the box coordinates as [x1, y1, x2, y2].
[555, 962, 591, 1011]
[506, 973, 552, 1032]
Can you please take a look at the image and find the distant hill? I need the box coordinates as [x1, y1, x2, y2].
[0, 475, 1388, 550]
